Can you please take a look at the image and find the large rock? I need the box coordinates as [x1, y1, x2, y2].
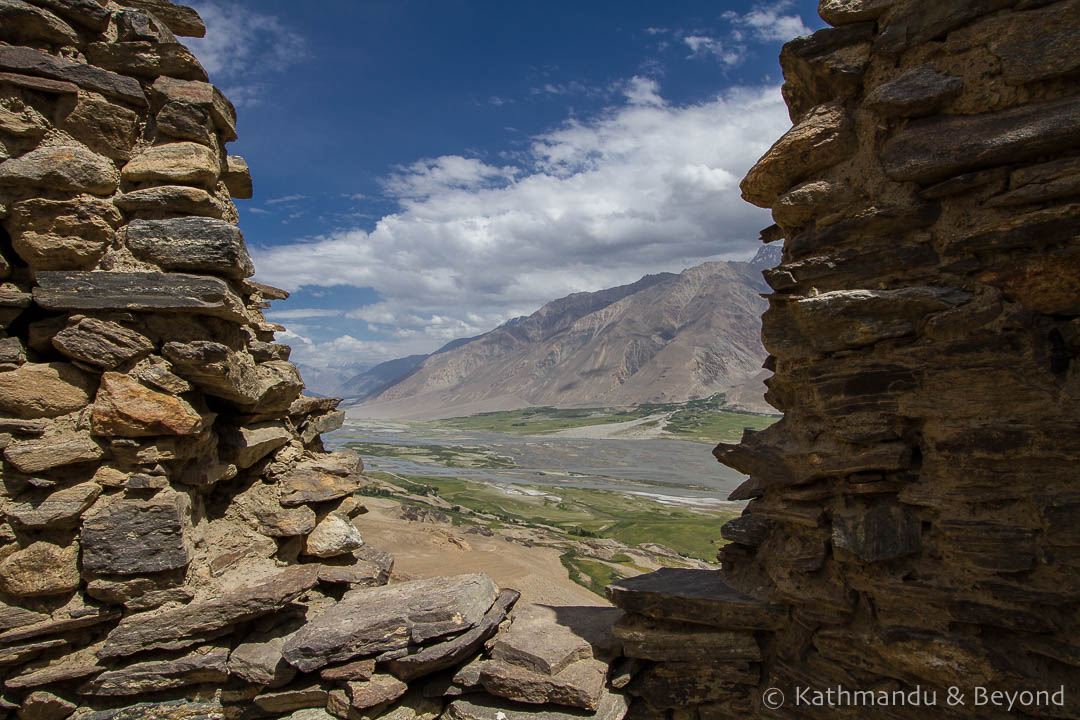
[883, 95, 1080, 184]
[233, 479, 317, 537]
[99, 565, 320, 659]
[446, 690, 630, 720]
[219, 422, 291, 469]
[53, 318, 154, 369]
[34, 271, 246, 322]
[606, 569, 786, 631]
[85, 41, 207, 82]
[59, 91, 142, 161]
[78, 646, 229, 696]
[0, 144, 118, 196]
[5, 481, 101, 528]
[162, 341, 304, 411]
[490, 604, 622, 675]
[223, 155, 253, 198]
[346, 673, 409, 709]
[0, 362, 96, 418]
[0, 45, 146, 106]
[282, 573, 499, 672]
[156, 99, 214, 145]
[278, 460, 362, 507]
[863, 65, 963, 118]
[6, 196, 124, 271]
[0, 541, 79, 597]
[0, 0, 78, 45]
[81, 493, 192, 576]
[386, 589, 520, 681]
[91, 372, 204, 437]
[121, 142, 220, 188]
[23, 0, 110, 30]
[302, 514, 364, 558]
[151, 76, 236, 142]
[118, 0, 207, 37]
[477, 657, 608, 710]
[17, 690, 76, 720]
[113, 185, 225, 218]
[229, 625, 299, 688]
[4, 429, 104, 473]
[741, 102, 856, 208]
[125, 217, 254, 278]
[612, 615, 760, 663]
[832, 504, 921, 563]
[59, 700, 224, 720]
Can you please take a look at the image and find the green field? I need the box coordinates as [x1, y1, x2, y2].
[426, 395, 778, 444]
[344, 441, 516, 469]
[362, 472, 738, 562]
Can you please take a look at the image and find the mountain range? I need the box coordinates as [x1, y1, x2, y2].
[303, 246, 778, 419]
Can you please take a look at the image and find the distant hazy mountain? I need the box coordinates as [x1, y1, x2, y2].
[352, 257, 774, 419]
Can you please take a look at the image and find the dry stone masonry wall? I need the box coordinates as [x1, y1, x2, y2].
[605, 0, 1080, 719]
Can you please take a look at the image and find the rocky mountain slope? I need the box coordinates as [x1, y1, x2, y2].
[356, 257, 773, 418]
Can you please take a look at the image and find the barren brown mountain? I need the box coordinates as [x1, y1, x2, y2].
[358, 259, 772, 419]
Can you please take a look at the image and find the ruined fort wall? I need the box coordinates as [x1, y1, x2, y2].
[609, 0, 1080, 717]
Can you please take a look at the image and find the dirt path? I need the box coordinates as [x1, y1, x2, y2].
[355, 497, 609, 607]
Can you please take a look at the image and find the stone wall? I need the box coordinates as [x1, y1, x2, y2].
[607, 0, 1080, 718]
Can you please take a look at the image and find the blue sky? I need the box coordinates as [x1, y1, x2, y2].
[184, 0, 823, 369]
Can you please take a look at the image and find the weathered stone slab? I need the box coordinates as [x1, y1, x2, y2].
[386, 588, 520, 681]
[321, 657, 376, 682]
[223, 154, 253, 198]
[254, 683, 329, 714]
[86, 41, 207, 82]
[113, 185, 225, 218]
[817, 0, 894, 25]
[118, 0, 206, 37]
[282, 573, 498, 672]
[0, 46, 146, 106]
[162, 341, 304, 410]
[152, 76, 236, 142]
[612, 615, 759, 663]
[6, 481, 100, 528]
[779, 24, 872, 122]
[989, 0, 1080, 84]
[0, 362, 95, 419]
[763, 287, 969, 356]
[874, 0, 1011, 55]
[4, 429, 104, 473]
[938, 521, 1036, 573]
[883, 96, 1080, 184]
[17, 690, 76, 720]
[234, 480, 317, 537]
[99, 565, 320, 658]
[122, 142, 220, 188]
[68, 700, 225, 720]
[446, 689, 629, 720]
[606, 568, 785, 630]
[478, 657, 608, 710]
[0, 0, 79, 46]
[741, 102, 856, 208]
[157, 99, 214, 145]
[0, 145, 118, 195]
[53, 318, 154, 369]
[0, 70, 77, 95]
[0, 608, 119, 646]
[230, 626, 299, 688]
[81, 493, 192, 576]
[79, 646, 228, 696]
[219, 422, 291, 469]
[279, 462, 362, 507]
[60, 91, 142, 161]
[316, 558, 390, 588]
[7, 196, 124, 271]
[34, 271, 245, 322]
[491, 604, 605, 676]
[627, 662, 756, 709]
[91, 372, 204, 437]
[863, 65, 962, 117]
[126, 217, 253, 278]
[719, 514, 771, 547]
[25, 0, 110, 30]
[303, 514, 364, 558]
[347, 673, 408, 709]
[832, 505, 921, 563]
[300, 410, 345, 445]
[0, 540, 79, 597]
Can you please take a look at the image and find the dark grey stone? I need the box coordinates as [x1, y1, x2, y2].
[81, 494, 192, 576]
[0, 45, 146, 106]
[52, 317, 155, 369]
[126, 218, 254, 279]
[832, 505, 921, 563]
[864, 65, 963, 117]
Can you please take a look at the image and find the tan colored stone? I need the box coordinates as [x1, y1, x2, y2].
[60, 91, 142, 162]
[5, 196, 123, 271]
[52, 317, 155, 369]
[121, 141, 220, 188]
[741, 103, 856, 208]
[113, 185, 225, 218]
[91, 372, 204, 437]
[223, 155, 253, 198]
[303, 514, 364, 558]
[0, 0, 79, 45]
[17, 689, 76, 720]
[5, 481, 101, 528]
[347, 674, 408, 709]
[3, 429, 104, 473]
[0, 541, 79, 597]
[0, 362, 96, 418]
[0, 144, 119, 195]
